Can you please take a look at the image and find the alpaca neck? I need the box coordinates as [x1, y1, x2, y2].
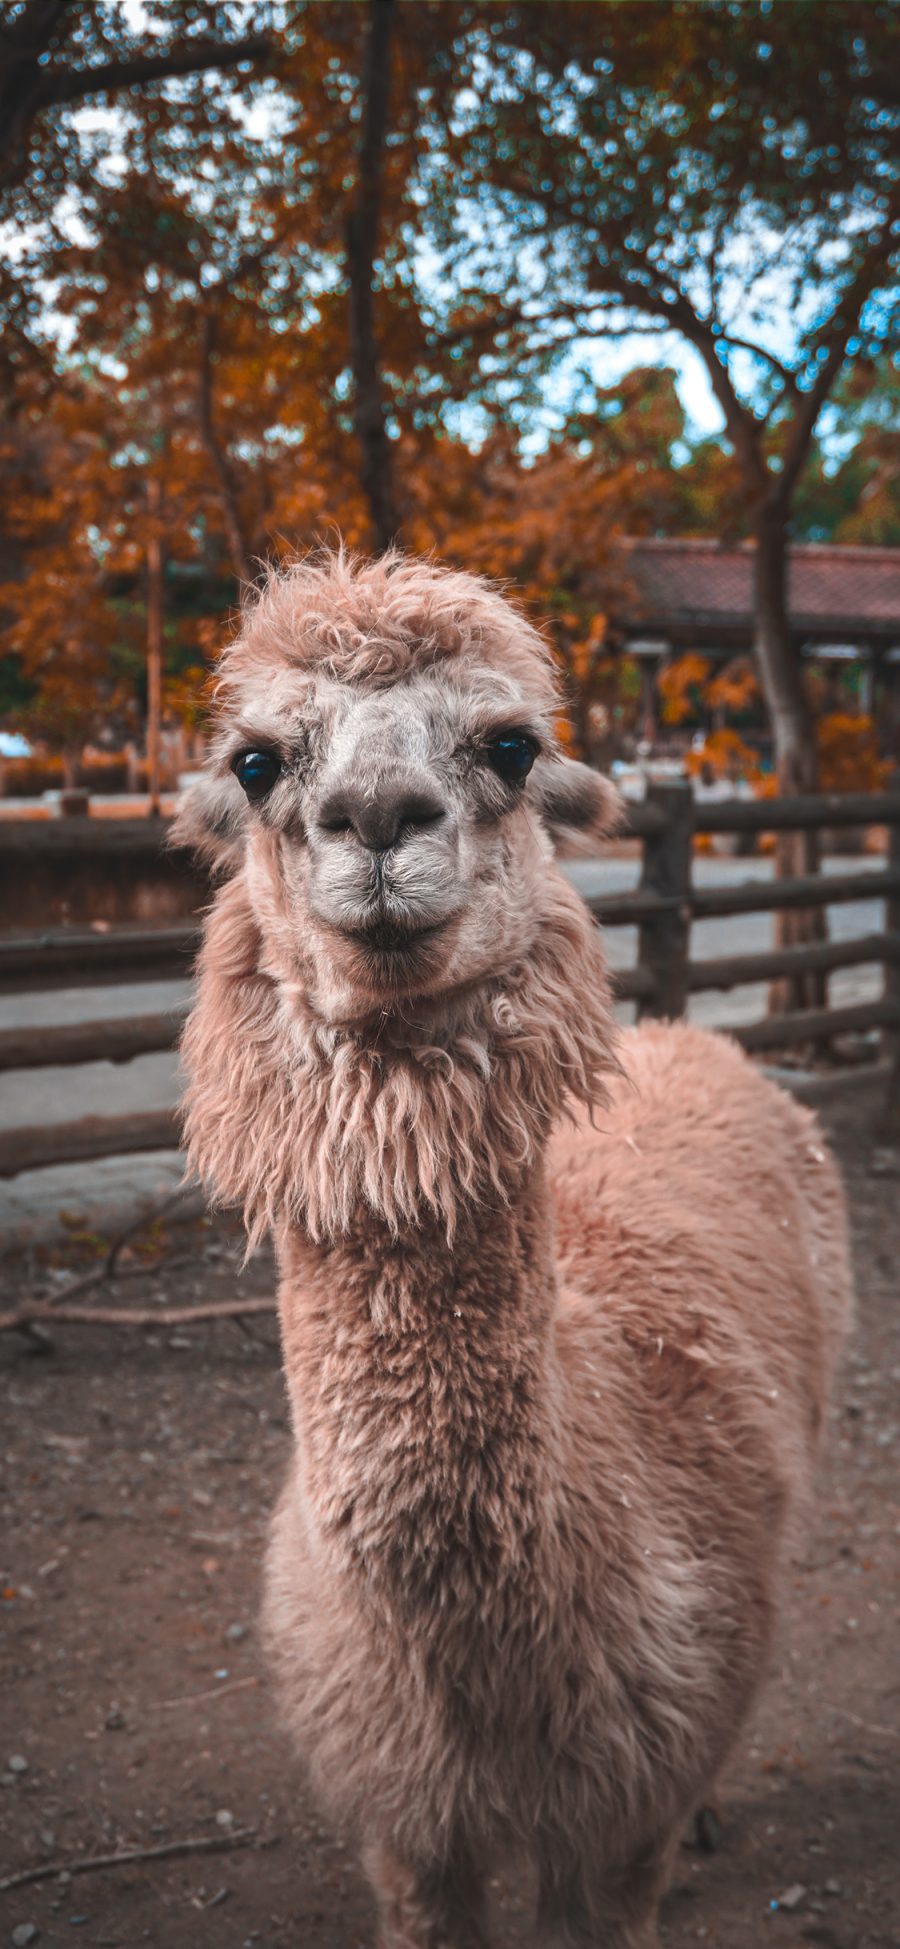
[278, 1153, 563, 1608]
[182, 869, 617, 1252]
[257, 874, 619, 1608]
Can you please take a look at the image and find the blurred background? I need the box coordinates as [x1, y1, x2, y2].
[0, 0, 897, 815]
[0, 0, 898, 1240]
[1, 0, 892, 1247]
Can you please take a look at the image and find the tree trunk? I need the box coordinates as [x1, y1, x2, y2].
[198, 310, 253, 585]
[346, 0, 399, 554]
[61, 741, 81, 791]
[146, 473, 164, 819]
[568, 667, 593, 761]
[753, 507, 826, 1012]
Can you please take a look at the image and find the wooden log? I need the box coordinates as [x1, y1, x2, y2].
[0, 1110, 180, 1177]
[583, 888, 680, 926]
[686, 931, 900, 996]
[693, 790, 900, 835]
[0, 924, 200, 990]
[618, 800, 668, 840]
[0, 816, 180, 858]
[690, 867, 900, 920]
[727, 997, 900, 1053]
[610, 965, 656, 1002]
[635, 780, 693, 1020]
[0, 1005, 190, 1072]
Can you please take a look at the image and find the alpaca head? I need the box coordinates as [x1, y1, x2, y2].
[178, 550, 617, 1028]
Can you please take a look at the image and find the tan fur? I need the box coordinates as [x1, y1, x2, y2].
[178, 550, 853, 1948]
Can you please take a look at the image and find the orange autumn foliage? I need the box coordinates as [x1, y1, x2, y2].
[816, 713, 890, 793]
[684, 727, 760, 783]
[658, 654, 712, 726]
[705, 658, 760, 717]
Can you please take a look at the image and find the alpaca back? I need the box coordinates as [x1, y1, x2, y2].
[551, 1020, 853, 1493]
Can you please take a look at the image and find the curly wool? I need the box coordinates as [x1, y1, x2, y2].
[217, 546, 559, 712]
[181, 867, 618, 1247]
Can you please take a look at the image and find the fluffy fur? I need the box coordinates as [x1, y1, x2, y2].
[181, 865, 617, 1246]
[178, 550, 853, 1949]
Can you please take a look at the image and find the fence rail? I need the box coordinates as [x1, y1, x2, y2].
[0, 923, 199, 991]
[1, 780, 899, 1174]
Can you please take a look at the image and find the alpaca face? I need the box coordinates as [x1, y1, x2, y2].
[226, 667, 557, 1019]
[180, 554, 616, 1025]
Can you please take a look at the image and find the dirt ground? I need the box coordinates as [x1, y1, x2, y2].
[1, 1089, 898, 1949]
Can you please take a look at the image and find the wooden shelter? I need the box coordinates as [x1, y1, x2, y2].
[616, 540, 900, 743]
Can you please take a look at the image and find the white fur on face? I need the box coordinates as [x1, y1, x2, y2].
[217, 666, 556, 1024]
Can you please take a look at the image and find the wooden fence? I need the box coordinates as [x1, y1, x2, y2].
[1, 780, 898, 1176]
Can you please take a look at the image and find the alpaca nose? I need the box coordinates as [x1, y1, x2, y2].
[317, 777, 446, 852]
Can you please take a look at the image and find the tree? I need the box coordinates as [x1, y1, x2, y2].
[345, 0, 400, 551]
[420, 2, 898, 796]
[3, 0, 897, 841]
[0, 376, 145, 779]
[0, 1, 269, 189]
[793, 357, 900, 545]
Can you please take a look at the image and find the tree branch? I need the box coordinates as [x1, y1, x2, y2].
[579, 252, 770, 493]
[346, 0, 400, 551]
[654, 290, 769, 491]
[715, 333, 801, 400]
[1, 1296, 276, 1335]
[197, 308, 253, 584]
[773, 210, 899, 508]
[0, 20, 270, 187]
[30, 35, 271, 112]
[0, 1827, 262, 1896]
[433, 298, 668, 353]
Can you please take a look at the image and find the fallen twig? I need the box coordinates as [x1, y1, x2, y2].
[0, 1825, 260, 1893]
[1, 1296, 276, 1334]
[104, 1183, 193, 1278]
[54, 1254, 194, 1303]
[822, 1700, 900, 1740]
[154, 1675, 261, 1711]
[14, 1184, 199, 1319]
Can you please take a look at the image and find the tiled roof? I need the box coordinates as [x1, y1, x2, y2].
[620, 540, 900, 640]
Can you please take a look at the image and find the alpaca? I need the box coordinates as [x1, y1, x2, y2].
[176, 550, 852, 1949]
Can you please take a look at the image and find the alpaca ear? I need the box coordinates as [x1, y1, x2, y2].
[533, 756, 622, 858]
[170, 771, 248, 874]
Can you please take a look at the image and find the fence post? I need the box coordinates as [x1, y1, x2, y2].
[636, 778, 694, 1020]
[881, 771, 900, 1133]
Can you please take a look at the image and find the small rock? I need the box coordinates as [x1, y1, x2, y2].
[8, 1756, 28, 1774]
[39, 1831, 55, 1853]
[824, 1878, 842, 1897]
[776, 1883, 807, 1912]
[693, 1805, 723, 1854]
[215, 1809, 234, 1828]
[104, 1708, 126, 1732]
[225, 1623, 247, 1644]
[12, 1926, 39, 1947]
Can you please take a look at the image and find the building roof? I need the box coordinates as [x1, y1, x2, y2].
[619, 540, 900, 651]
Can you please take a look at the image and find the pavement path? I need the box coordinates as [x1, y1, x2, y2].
[0, 855, 890, 1247]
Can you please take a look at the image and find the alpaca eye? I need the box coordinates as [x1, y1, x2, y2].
[232, 750, 281, 800]
[486, 732, 537, 785]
